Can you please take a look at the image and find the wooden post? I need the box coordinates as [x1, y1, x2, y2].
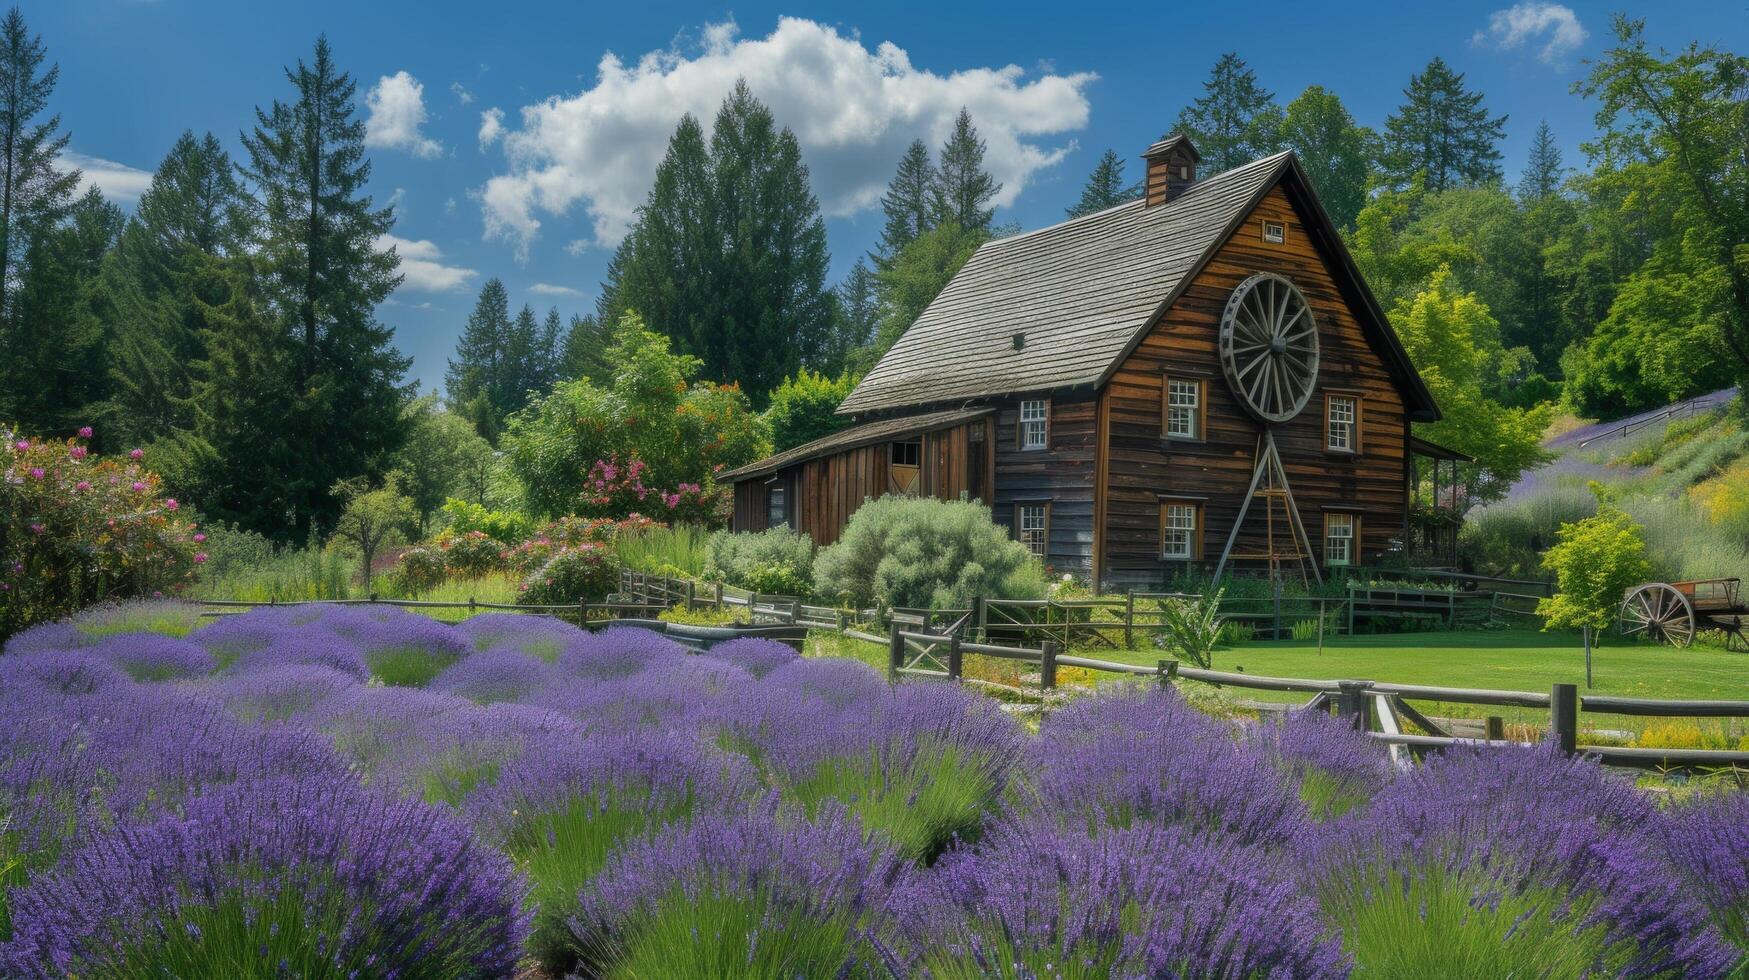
[947, 633, 963, 681]
[1346, 584, 1355, 634]
[1041, 640, 1059, 690]
[685, 579, 695, 611]
[1485, 716, 1505, 742]
[1316, 604, 1326, 655]
[577, 597, 586, 629]
[1272, 577, 1283, 640]
[749, 593, 760, 624]
[1551, 683, 1577, 756]
[714, 581, 724, 610]
[1124, 591, 1135, 649]
[887, 621, 905, 680]
[468, 595, 476, 616]
[369, 591, 377, 604]
[1336, 681, 1374, 730]
[970, 595, 985, 643]
[1157, 658, 1178, 690]
[1582, 626, 1593, 689]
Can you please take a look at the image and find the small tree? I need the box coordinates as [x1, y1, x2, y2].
[1153, 589, 1225, 670]
[330, 474, 416, 591]
[763, 369, 856, 452]
[1536, 505, 1651, 636]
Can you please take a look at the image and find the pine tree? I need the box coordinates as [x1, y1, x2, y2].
[877, 139, 935, 262]
[560, 312, 610, 381]
[1278, 86, 1373, 230]
[1381, 57, 1508, 192]
[4, 188, 123, 434]
[1173, 53, 1283, 173]
[445, 277, 510, 440]
[236, 36, 409, 540]
[832, 257, 880, 366]
[1519, 121, 1564, 201]
[104, 131, 250, 447]
[536, 306, 563, 390]
[502, 303, 541, 409]
[1066, 149, 1139, 218]
[931, 109, 1000, 232]
[0, 7, 77, 326]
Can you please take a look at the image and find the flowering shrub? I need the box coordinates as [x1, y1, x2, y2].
[506, 515, 660, 575]
[440, 529, 507, 578]
[575, 453, 725, 525]
[519, 543, 617, 604]
[389, 545, 448, 594]
[1, 428, 201, 639]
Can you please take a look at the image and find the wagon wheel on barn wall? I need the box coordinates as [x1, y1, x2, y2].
[1618, 583, 1696, 647]
[1212, 273, 1323, 588]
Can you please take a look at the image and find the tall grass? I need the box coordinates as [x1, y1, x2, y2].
[192, 545, 355, 602]
[614, 525, 711, 578]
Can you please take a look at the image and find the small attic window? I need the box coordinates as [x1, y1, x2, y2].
[1262, 220, 1286, 244]
[1012, 332, 1026, 351]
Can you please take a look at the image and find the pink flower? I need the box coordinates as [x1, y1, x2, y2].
[130, 448, 144, 460]
[132, 481, 148, 492]
[13, 440, 27, 451]
[193, 533, 206, 543]
[75, 480, 90, 491]
[29, 523, 44, 535]
[165, 498, 179, 511]
[29, 468, 43, 480]
[193, 552, 208, 564]
[77, 426, 93, 439]
[69, 446, 87, 459]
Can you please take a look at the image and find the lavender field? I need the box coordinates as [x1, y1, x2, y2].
[1, 605, 1746, 978]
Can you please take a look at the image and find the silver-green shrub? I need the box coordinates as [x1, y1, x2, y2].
[812, 496, 1045, 609]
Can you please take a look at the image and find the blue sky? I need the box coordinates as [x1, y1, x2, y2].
[26, 0, 1747, 392]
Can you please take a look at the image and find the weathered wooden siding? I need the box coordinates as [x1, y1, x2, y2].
[992, 395, 1098, 575]
[1099, 183, 1408, 586]
[731, 418, 993, 547]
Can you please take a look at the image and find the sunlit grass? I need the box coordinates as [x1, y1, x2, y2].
[365, 646, 460, 687]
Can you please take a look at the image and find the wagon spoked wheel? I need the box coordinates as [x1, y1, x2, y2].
[1219, 273, 1321, 424]
[1619, 583, 1696, 647]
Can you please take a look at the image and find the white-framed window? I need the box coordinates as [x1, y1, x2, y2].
[1165, 378, 1201, 439]
[1160, 502, 1200, 560]
[766, 484, 787, 528]
[1325, 513, 1356, 566]
[1019, 400, 1049, 450]
[1327, 394, 1358, 452]
[1262, 220, 1285, 243]
[1017, 503, 1049, 557]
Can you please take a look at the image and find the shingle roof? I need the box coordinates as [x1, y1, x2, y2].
[838, 152, 1297, 416]
[719, 407, 993, 482]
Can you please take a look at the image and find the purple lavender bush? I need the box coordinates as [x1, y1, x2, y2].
[1314, 745, 1733, 978]
[702, 636, 800, 678]
[576, 800, 904, 978]
[1, 776, 527, 979]
[1247, 708, 1395, 819]
[895, 816, 1347, 978]
[88, 631, 216, 681]
[1660, 792, 1749, 968]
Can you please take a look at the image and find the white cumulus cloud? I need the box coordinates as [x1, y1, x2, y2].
[477, 107, 505, 150]
[1473, 3, 1588, 63]
[377, 234, 477, 291]
[528, 282, 585, 298]
[479, 16, 1096, 255]
[365, 71, 443, 159]
[62, 151, 153, 205]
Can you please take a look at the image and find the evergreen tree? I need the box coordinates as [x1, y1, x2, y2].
[877, 139, 935, 261]
[536, 306, 563, 390]
[235, 36, 409, 540]
[560, 312, 610, 381]
[828, 257, 879, 373]
[1380, 57, 1507, 192]
[931, 108, 1000, 232]
[502, 303, 541, 408]
[608, 81, 833, 403]
[104, 131, 250, 447]
[1278, 86, 1373, 230]
[4, 188, 123, 433]
[1173, 53, 1283, 173]
[0, 7, 77, 326]
[1066, 149, 1140, 218]
[1518, 121, 1564, 201]
[870, 222, 989, 361]
[445, 276, 510, 440]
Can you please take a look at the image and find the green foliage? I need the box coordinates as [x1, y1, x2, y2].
[1172, 52, 1282, 173]
[328, 474, 416, 591]
[596, 885, 863, 980]
[388, 546, 447, 594]
[931, 109, 1002, 233]
[868, 222, 989, 361]
[70, 600, 205, 641]
[437, 498, 535, 544]
[707, 528, 816, 595]
[1153, 590, 1226, 670]
[1379, 56, 1506, 192]
[2, 430, 201, 639]
[439, 530, 507, 579]
[396, 396, 493, 536]
[501, 312, 768, 518]
[614, 524, 712, 578]
[1460, 486, 1598, 578]
[444, 280, 560, 442]
[812, 496, 1045, 609]
[519, 544, 618, 604]
[1290, 619, 1320, 642]
[190, 542, 355, 602]
[1278, 85, 1373, 230]
[1066, 148, 1140, 219]
[365, 644, 461, 688]
[787, 740, 1005, 863]
[658, 603, 741, 626]
[763, 369, 857, 453]
[1537, 505, 1652, 632]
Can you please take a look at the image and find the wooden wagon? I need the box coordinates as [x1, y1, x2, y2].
[1619, 578, 1747, 649]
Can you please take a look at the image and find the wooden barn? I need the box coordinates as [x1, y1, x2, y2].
[723, 135, 1456, 588]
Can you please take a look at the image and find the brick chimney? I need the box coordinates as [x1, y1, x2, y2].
[1142, 134, 1200, 207]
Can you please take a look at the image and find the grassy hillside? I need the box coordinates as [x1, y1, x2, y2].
[1463, 388, 1749, 583]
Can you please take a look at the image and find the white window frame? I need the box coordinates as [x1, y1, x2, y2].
[1262, 220, 1286, 244]
[1165, 378, 1201, 439]
[1019, 400, 1049, 451]
[1160, 502, 1199, 560]
[1325, 513, 1355, 566]
[1018, 503, 1049, 557]
[1327, 395, 1358, 453]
